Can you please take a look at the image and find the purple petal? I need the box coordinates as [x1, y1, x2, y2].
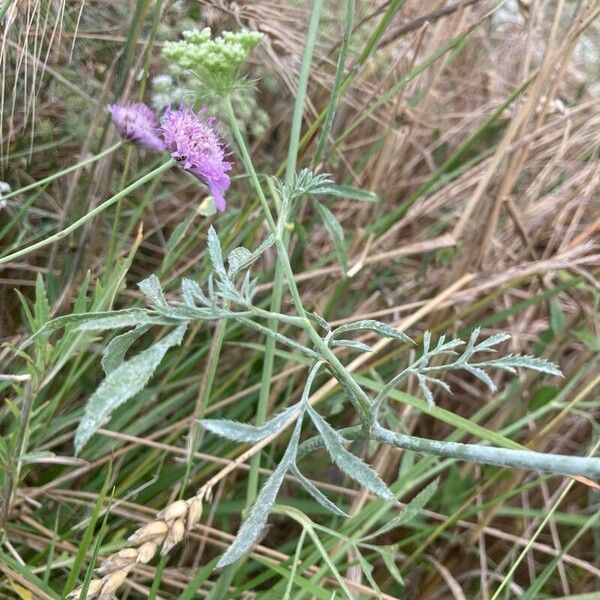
[161, 105, 233, 211]
[108, 102, 165, 151]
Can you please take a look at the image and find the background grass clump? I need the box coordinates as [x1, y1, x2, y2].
[1, 1, 600, 599]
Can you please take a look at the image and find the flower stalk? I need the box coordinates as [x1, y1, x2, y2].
[223, 95, 372, 421]
[0, 160, 174, 266]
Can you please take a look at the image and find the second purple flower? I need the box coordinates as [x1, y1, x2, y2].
[107, 102, 165, 152]
[161, 106, 232, 212]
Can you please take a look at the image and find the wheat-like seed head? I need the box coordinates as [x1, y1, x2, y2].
[70, 494, 204, 599]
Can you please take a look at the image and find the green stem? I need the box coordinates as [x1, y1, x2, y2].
[224, 95, 280, 514]
[107, 146, 135, 265]
[371, 424, 600, 479]
[107, 0, 164, 265]
[0, 159, 173, 265]
[275, 0, 406, 178]
[284, 0, 325, 183]
[181, 313, 229, 500]
[295, 423, 600, 480]
[225, 98, 371, 421]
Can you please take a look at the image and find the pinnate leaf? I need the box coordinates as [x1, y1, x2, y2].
[290, 464, 348, 518]
[308, 406, 394, 501]
[138, 275, 168, 309]
[101, 324, 150, 375]
[201, 405, 299, 443]
[75, 325, 187, 452]
[207, 226, 226, 277]
[334, 320, 412, 344]
[217, 414, 304, 567]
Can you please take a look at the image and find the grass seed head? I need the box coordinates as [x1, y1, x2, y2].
[158, 498, 188, 522]
[128, 520, 169, 544]
[137, 541, 158, 563]
[162, 518, 186, 554]
[99, 569, 130, 598]
[186, 496, 203, 530]
[96, 547, 138, 575]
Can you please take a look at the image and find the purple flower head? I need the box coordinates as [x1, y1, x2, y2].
[107, 102, 165, 152]
[161, 105, 232, 212]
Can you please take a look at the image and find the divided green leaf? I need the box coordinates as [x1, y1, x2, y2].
[308, 406, 394, 501]
[201, 404, 299, 442]
[217, 413, 304, 567]
[74, 325, 187, 452]
[334, 320, 413, 344]
[316, 202, 348, 274]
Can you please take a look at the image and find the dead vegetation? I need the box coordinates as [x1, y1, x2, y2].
[1, 1, 599, 598]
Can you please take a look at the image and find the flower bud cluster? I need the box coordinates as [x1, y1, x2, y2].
[162, 28, 263, 93]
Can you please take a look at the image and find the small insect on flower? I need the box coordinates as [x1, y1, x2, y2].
[107, 102, 166, 151]
[161, 105, 232, 211]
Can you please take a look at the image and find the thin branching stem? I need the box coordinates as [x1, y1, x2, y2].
[295, 422, 600, 480]
[0, 159, 174, 265]
[225, 97, 372, 421]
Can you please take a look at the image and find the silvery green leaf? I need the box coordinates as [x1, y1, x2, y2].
[463, 328, 481, 358]
[216, 278, 241, 303]
[207, 274, 215, 304]
[165, 305, 213, 320]
[240, 271, 253, 302]
[307, 406, 394, 501]
[75, 325, 187, 452]
[138, 275, 168, 309]
[237, 317, 320, 360]
[227, 247, 252, 277]
[248, 277, 259, 303]
[217, 413, 304, 567]
[207, 226, 226, 277]
[476, 355, 562, 377]
[464, 365, 497, 392]
[201, 404, 299, 442]
[291, 169, 335, 199]
[301, 361, 324, 404]
[474, 331, 511, 352]
[361, 479, 438, 541]
[326, 184, 378, 203]
[316, 202, 348, 274]
[290, 464, 348, 518]
[420, 374, 452, 395]
[423, 331, 431, 354]
[331, 339, 373, 353]
[18, 309, 158, 350]
[181, 278, 209, 307]
[228, 235, 275, 277]
[77, 312, 175, 331]
[309, 312, 330, 332]
[334, 320, 412, 344]
[101, 324, 150, 375]
[417, 374, 435, 407]
[432, 336, 463, 355]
